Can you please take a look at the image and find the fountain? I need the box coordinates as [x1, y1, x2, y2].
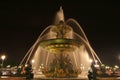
[19, 7, 102, 79]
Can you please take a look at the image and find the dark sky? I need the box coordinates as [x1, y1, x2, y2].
[0, 1, 120, 66]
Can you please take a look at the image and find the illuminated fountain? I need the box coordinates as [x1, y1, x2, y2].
[20, 7, 102, 79]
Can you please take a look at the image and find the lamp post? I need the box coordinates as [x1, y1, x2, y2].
[31, 59, 35, 68]
[1, 55, 6, 68]
[31, 59, 35, 64]
[31, 59, 35, 72]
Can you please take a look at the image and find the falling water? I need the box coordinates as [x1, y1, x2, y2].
[66, 18, 102, 64]
[19, 7, 102, 79]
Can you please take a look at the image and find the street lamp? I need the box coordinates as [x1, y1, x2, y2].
[1, 55, 6, 68]
[31, 59, 35, 64]
[89, 59, 93, 63]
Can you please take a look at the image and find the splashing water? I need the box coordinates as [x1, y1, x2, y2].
[20, 7, 102, 79]
[54, 6, 64, 24]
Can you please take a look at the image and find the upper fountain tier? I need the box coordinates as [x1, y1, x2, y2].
[39, 21, 81, 53]
[51, 21, 73, 38]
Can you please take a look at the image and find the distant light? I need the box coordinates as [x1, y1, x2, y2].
[11, 71, 17, 75]
[18, 66, 22, 68]
[31, 59, 35, 63]
[25, 64, 28, 67]
[6, 65, 11, 68]
[101, 64, 105, 67]
[105, 66, 110, 69]
[1, 55, 6, 60]
[115, 65, 119, 69]
[41, 64, 44, 66]
[89, 59, 93, 63]
[95, 60, 98, 63]
[80, 64, 83, 66]
[94, 64, 99, 68]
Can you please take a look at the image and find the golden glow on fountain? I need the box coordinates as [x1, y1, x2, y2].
[37, 21, 82, 77]
[20, 7, 102, 79]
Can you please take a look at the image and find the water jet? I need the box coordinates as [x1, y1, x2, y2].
[20, 7, 102, 79]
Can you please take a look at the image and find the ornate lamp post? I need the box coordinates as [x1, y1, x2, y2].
[1, 55, 6, 68]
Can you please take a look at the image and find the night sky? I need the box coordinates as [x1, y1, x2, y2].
[0, 1, 120, 66]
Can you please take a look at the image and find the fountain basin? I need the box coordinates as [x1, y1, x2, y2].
[40, 38, 81, 52]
